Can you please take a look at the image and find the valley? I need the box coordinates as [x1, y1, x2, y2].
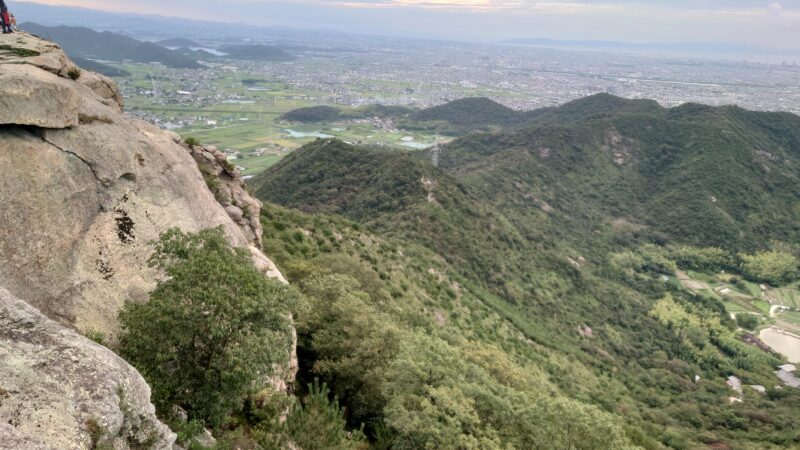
[3, 14, 800, 449]
[65, 23, 800, 177]
[251, 131, 800, 448]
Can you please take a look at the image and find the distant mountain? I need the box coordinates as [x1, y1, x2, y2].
[21, 22, 201, 68]
[156, 37, 202, 48]
[281, 104, 413, 123]
[71, 57, 129, 77]
[173, 47, 218, 59]
[281, 98, 526, 135]
[281, 94, 675, 137]
[219, 44, 294, 61]
[503, 37, 800, 57]
[437, 94, 800, 251]
[402, 97, 527, 134]
[257, 97, 800, 275]
[251, 96, 800, 448]
[282, 105, 341, 123]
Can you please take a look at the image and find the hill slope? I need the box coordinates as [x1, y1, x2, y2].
[21, 23, 201, 68]
[438, 96, 800, 251]
[253, 96, 800, 448]
[280, 97, 526, 135]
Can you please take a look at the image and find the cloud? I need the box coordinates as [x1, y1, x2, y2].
[15, 0, 800, 49]
[292, 0, 624, 12]
[767, 1, 784, 16]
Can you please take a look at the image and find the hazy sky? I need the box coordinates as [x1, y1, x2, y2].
[16, 0, 800, 48]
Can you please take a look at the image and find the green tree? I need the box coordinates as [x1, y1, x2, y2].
[669, 246, 733, 272]
[119, 227, 296, 427]
[739, 250, 799, 285]
[299, 273, 402, 427]
[735, 313, 760, 331]
[254, 379, 367, 450]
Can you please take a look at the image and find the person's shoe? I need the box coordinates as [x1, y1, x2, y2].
[2, 29, 10, 34]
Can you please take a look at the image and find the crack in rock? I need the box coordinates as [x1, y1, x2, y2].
[40, 135, 109, 186]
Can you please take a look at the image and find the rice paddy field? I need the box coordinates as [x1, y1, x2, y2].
[114, 63, 448, 176]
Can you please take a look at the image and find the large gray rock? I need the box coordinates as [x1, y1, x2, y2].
[0, 33, 295, 449]
[0, 32, 80, 78]
[0, 289, 175, 450]
[0, 34, 286, 338]
[0, 64, 80, 128]
[189, 144, 266, 247]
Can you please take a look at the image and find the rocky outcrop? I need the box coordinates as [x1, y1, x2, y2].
[0, 33, 294, 448]
[188, 144, 264, 247]
[0, 32, 284, 337]
[0, 289, 175, 450]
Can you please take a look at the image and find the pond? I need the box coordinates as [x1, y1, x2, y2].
[285, 129, 335, 138]
[760, 327, 800, 363]
[399, 142, 434, 149]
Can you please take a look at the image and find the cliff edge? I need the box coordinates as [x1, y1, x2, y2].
[0, 32, 292, 449]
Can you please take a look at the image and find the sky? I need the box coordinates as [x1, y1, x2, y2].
[15, 0, 800, 48]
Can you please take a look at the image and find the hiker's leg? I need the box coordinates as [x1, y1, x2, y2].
[0, 1, 7, 32]
[0, 1, 10, 33]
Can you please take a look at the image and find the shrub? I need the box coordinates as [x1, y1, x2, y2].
[119, 227, 297, 427]
[184, 136, 201, 147]
[669, 246, 733, 272]
[68, 67, 82, 80]
[739, 250, 799, 285]
[84, 329, 106, 346]
[736, 314, 760, 331]
[286, 380, 367, 449]
[255, 379, 367, 450]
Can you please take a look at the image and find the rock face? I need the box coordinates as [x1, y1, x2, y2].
[0, 289, 175, 450]
[0, 32, 284, 337]
[188, 144, 264, 247]
[0, 33, 293, 448]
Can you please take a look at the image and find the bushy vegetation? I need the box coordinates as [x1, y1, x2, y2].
[259, 205, 640, 449]
[281, 105, 342, 123]
[739, 250, 799, 286]
[668, 246, 734, 273]
[253, 104, 800, 449]
[254, 380, 367, 450]
[119, 228, 296, 428]
[116, 95, 800, 449]
[736, 314, 760, 331]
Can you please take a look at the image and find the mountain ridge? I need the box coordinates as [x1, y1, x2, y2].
[21, 22, 202, 68]
[252, 94, 800, 448]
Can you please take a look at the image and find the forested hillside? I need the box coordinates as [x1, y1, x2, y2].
[250, 96, 800, 449]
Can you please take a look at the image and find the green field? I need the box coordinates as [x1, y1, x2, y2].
[768, 287, 800, 309]
[752, 300, 772, 315]
[742, 280, 764, 298]
[114, 62, 448, 175]
[778, 310, 800, 325]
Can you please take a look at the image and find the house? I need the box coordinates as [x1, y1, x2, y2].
[775, 369, 800, 388]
